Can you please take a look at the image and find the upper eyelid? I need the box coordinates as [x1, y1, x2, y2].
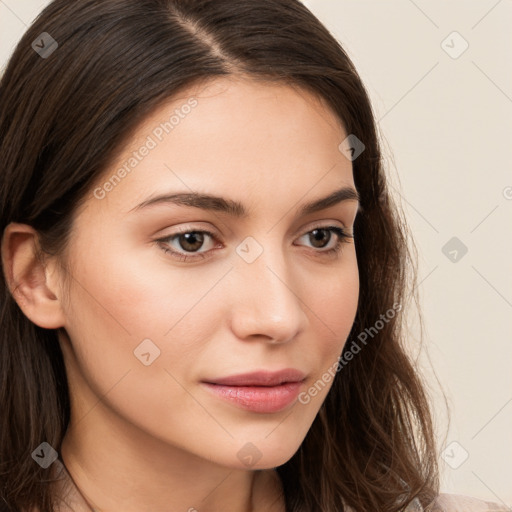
[163, 219, 351, 238]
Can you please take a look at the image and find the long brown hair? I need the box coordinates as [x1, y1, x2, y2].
[0, 1, 445, 510]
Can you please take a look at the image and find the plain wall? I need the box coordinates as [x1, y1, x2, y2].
[1, 0, 511, 506]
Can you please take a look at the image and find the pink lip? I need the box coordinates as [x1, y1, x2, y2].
[201, 369, 306, 413]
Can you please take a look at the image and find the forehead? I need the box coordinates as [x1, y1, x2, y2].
[126, 75, 346, 149]
[85, 76, 354, 219]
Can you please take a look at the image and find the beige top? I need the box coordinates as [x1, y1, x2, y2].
[42, 459, 510, 512]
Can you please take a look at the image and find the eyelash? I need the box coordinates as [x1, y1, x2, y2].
[155, 224, 353, 263]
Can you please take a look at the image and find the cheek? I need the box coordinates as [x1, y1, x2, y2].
[306, 252, 359, 350]
[60, 242, 231, 447]
[298, 252, 359, 400]
[61, 239, 226, 393]
[67, 234, 221, 333]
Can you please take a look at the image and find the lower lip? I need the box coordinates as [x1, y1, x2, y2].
[201, 381, 303, 413]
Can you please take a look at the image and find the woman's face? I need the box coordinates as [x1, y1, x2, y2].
[57, 76, 360, 470]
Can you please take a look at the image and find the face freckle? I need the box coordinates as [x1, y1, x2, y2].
[58, 75, 360, 473]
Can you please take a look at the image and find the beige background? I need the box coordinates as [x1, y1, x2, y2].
[1, 0, 511, 506]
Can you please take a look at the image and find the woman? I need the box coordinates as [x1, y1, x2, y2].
[0, 1, 507, 511]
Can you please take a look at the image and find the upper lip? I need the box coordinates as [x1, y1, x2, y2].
[203, 369, 306, 387]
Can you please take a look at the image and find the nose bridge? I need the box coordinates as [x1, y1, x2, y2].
[229, 235, 306, 342]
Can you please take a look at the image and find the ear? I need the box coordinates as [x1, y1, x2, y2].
[1, 222, 66, 329]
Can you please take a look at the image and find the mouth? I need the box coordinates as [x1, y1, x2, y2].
[201, 369, 306, 413]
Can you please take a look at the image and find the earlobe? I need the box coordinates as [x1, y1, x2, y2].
[1, 222, 66, 329]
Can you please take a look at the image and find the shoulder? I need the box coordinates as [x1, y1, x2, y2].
[423, 492, 511, 512]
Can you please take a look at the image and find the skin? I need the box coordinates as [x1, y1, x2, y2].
[2, 76, 360, 512]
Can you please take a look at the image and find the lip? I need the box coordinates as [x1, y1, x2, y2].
[203, 369, 306, 387]
[201, 369, 306, 413]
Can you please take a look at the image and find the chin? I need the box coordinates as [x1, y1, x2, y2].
[213, 434, 305, 471]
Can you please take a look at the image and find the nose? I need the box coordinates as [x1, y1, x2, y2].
[228, 244, 308, 344]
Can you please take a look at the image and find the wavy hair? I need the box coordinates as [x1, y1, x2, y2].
[0, 1, 445, 510]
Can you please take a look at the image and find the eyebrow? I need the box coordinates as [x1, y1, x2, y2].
[129, 186, 360, 217]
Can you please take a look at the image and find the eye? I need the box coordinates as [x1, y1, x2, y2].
[295, 225, 353, 257]
[156, 227, 218, 262]
[155, 224, 353, 263]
